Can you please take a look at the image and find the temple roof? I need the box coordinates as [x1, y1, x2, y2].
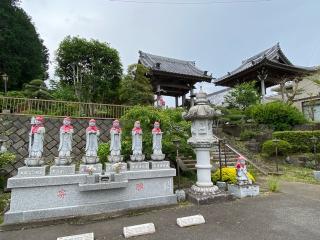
[139, 51, 212, 81]
[215, 43, 318, 87]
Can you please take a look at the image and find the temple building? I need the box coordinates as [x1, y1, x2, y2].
[138, 51, 212, 107]
[214, 43, 317, 96]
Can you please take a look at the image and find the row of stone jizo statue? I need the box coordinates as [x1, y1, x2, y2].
[27, 116, 165, 167]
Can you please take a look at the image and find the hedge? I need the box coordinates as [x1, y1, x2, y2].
[212, 167, 255, 184]
[272, 130, 320, 153]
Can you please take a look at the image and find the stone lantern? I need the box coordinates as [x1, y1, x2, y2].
[183, 88, 226, 203]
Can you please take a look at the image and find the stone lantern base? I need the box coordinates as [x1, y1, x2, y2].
[187, 184, 232, 205]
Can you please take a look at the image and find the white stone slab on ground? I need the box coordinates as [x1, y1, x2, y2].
[176, 214, 205, 227]
[57, 232, 94, 240]
[123, 223, 156, 238]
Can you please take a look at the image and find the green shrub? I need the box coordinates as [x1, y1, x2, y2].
[211, 167, 255, 184]
[119, 106, 193, 162]
[267, 177, 280, 192]
[262, 140, 292, 156]
[0, 152, 15, 168]
[240, 130, 257, 141]
[98, 143, 110, 167]
[272, 130, 320, 153]
[247, 101, 307, 131]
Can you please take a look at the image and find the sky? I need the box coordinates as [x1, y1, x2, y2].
[20, 0, 320, 106]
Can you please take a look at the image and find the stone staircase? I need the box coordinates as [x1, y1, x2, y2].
[178, 156, 197, 171]
[210, 145, 239, 168]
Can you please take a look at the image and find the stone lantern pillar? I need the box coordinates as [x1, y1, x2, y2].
[183, 88, 227, 204]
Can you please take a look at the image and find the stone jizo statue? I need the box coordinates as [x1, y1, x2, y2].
[25, 116, 45, 166]
[110, 119, 121, 156]
[235, 156, 252, 185]
[85, 119, 100, 157]
[130, 121, 145, 161]
[151, 121, 165, 160]
[56, 117, 73, 165]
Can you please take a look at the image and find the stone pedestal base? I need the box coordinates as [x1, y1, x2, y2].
[105, 163, 127, 173]
[50, 165, 76, 175]
[113, 172, 127, 182]
[108, 155, 124, 163]
[82, 156, 99, 164]
[79, 163, 103, 174]
[187, 185, 232, 205]
[130, 154, 145, 161]
[151, 154, 166, 161]
[128, 161, 149, 170]
[55, 157, 72, 166]
[216, 181, 227, 191]
[150, 161, 170, 169]
[314, 171, 320, 180]
[17, 166, 47, 177]
[228, 184, 259, 198]
[24, 157, 44, 167]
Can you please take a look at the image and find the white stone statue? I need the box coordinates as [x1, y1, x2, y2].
[28, 116, 45, 159]
[151, 121, 165, 160]
[110, 119, 121, 156]
[130, 121, 145, 161]
[58, 117, 73, 158]
[235, 156, 252, 185]
[85, 119, 100, 157]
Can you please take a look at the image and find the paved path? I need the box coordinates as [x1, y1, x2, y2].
[1, 181, 320, 240]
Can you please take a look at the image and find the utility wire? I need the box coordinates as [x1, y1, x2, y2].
[109, 0, 271, 5]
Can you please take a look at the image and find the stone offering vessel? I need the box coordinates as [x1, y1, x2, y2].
[130, 121, 145, 161]
[55, 117, 73, 165]
[82, 119, 100, 164]
[25, 116, 45, 166]
[108, 119, 123, 163]
[151, 121, 165, 161]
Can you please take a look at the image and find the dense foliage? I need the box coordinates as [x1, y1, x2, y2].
[55, 36, 122, 103]
[247, 101, 307, 131]
[224, 81, 260, 110]
[0, 151, 15, 190]
[119, 64, 154, 106]
[262, 139, 292, 156]
[98, 106, 193, 163]
[211, 167, 255, 184]
[0, 0, 49, 90]
[272, 130, 320, 153]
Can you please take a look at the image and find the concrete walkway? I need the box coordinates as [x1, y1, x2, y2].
[1, 181, 320, 240]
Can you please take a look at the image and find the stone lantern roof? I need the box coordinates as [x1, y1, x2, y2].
[183, 87, 217, 121]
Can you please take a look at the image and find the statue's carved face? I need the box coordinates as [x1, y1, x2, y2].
[89, 121, 96, 127]
[134, 121, 140, 128]
[63, 119, 71, 126]
[154, 122, 160, 128]
[113, 121, 120, 128]
[35, 120, 42, 125]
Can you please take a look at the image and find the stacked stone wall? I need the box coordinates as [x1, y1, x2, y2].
[0, 114, 113, 176]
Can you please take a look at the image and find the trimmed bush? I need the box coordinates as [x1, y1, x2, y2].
[272, 130, 320, 153]
[211, 167, 255, 184]
[262, 139, 292, 156]
[97, 143, 110, 167]
[240, 130, 257, 141]
[247, 101, 307, 131]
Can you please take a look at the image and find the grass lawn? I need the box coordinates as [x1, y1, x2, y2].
[278, 164, 319, 185]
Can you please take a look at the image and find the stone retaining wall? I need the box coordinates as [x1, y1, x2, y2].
[0, 114, 113, 176]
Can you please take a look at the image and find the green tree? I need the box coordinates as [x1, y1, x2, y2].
[0, 0, 49, 90]
[55, 36, 122, 103]
[224, 81, 260, 110]
[23, 79, 51, 99]
[119, 64, 154, 106]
